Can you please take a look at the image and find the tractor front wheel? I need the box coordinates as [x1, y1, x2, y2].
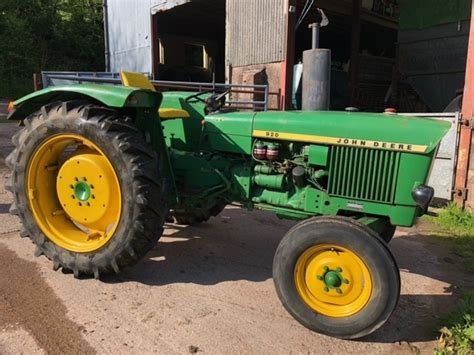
[273, 216, 400, 339]
[6, 101, 168, 278]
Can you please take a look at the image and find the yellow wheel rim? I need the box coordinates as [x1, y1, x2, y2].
[27, 134, 122, 253]
[294, 244, 372, 318]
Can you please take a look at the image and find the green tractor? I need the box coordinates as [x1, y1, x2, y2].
[6, 72, 449, 339]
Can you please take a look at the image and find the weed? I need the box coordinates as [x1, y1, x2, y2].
[435, 293, 474, 355]
[425, 203, 474, 272]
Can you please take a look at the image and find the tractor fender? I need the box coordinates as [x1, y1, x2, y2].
[8, 84, 163, 121]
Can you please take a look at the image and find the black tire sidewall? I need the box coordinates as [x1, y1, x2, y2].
[273, 218, 400, 339]
[11, 103, 166, 274]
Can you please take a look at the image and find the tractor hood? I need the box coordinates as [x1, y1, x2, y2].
[252, 111, 451, 154]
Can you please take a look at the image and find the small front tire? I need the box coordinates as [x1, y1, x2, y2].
[273, 216, 400, 339]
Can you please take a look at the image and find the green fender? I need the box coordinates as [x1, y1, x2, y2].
[8, 84, 163, 120]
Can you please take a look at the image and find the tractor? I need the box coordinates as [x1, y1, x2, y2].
[5, 72, 450, 339]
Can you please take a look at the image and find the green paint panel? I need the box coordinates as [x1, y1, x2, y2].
[308, 145, 329, 166]
[10, 85, 162, 121]
[320, 197, 419, 226]
[253, 111, 450, 153]
[395, 152, 434, 205]
[160, 92, 207, 152]
[204, 112, 255, 154]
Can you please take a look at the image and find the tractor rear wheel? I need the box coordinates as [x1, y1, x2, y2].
[5, 101, 168, 278]
[273, 216, 400, 339]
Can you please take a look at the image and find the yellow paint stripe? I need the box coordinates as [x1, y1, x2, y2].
[252, 130, 428, 153]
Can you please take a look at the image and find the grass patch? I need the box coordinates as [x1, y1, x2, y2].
[425, 204, 474, 353]
[435, 292, 474, 354]
[425, 203, 474, 272]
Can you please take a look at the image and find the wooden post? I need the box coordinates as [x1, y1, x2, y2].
[455, 1, 474, 209]
[350, 0, 362, 106]
[151, 14, 160, 80]
[281, 0, 297, 110]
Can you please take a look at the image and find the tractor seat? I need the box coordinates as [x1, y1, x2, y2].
[120, 71, 190, 120]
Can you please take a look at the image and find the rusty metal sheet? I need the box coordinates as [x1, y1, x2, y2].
[455, 2, 474, 208]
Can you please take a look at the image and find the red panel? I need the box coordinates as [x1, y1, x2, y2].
[455, 1, 474, 207]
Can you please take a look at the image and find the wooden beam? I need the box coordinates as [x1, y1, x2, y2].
[151, 14, 160, 79]
[281, 0, 297, 110]
[310, 0, 398, 29]
[350, 0, 362, 106]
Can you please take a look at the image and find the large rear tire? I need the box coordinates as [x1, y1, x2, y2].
[273, 216, 400, 339]
[6, 101, 168, 278]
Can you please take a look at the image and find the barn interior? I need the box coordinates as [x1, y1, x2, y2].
[152, 0, 226, 83]
[293, 0, 469, 113]
[151, 0, 469, 113]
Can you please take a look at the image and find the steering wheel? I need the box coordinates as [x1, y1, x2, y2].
[185, 90, 214, 104]
[185, 89, 231, 114]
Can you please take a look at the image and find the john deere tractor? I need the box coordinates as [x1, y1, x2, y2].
[6, 72, 449, 339]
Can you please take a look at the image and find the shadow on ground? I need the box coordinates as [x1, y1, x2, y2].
[106, 208, 293, 286]
[103, 207, 473, 344]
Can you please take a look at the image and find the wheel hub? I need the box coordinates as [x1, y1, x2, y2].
[74, 181, 91, 201]
[324, 270, 342, 288]
[56, 153, 116, 227]
[294, 244, 372, 318]
[26, 134, 122, 253]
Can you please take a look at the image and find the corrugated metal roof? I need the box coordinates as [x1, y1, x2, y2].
[226, 0, 286, 67]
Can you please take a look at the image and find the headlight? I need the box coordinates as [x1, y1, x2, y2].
[412, 185, 434, 211]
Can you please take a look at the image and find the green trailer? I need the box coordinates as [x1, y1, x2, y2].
[5, 72, 449, 339]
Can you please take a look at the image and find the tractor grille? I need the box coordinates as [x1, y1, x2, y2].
[327, 146, 401, 203]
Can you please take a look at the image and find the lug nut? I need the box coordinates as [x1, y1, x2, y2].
[336, 267, 342, 272]
[336, 288, 342, 294]
[323, 287, 329, 292]
[323, 266, 329, 272]
[317, 275, 323, 281]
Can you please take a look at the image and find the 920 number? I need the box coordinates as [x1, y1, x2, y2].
[265, 131, 280, 138]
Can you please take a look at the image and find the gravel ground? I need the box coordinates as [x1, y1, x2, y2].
[0, 121, 472, 354]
